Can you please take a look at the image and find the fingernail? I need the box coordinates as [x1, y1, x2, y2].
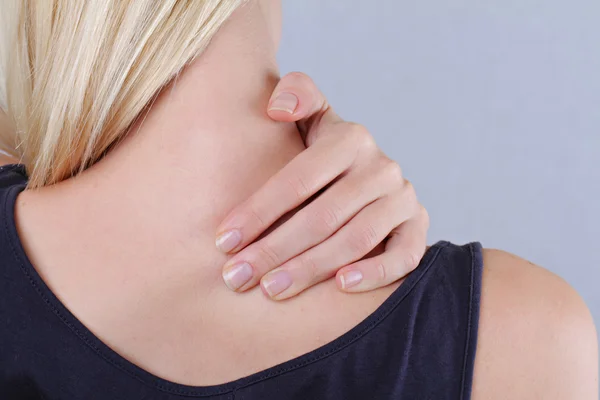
[268, 92, 298, 114]
[216, 229, 242, 253]
[222, 262, 253, 291]
[262, 270, 293, 297]
[340, 270, 363, 289]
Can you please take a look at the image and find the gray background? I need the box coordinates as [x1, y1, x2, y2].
[278, 0, 599, 343]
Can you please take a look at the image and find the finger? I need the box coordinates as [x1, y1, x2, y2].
[336, 205, 430, 293]
[215, 125, 363, 255]
[220, 165, 388, 292]
[267, 71, 339, 124]
[259, 192, 415, 300]
[267, 72, 342, 144]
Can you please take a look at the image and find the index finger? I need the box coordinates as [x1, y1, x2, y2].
[215, 124, 358, 254]
[215, 72, 347, 254]
[267, 72, 342, 145]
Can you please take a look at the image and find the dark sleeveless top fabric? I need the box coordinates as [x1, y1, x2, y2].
[0, 164, 483, 400]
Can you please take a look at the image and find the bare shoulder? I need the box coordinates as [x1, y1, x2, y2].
[472, 249, 598, 400]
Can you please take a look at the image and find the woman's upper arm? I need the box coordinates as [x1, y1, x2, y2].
[472, 249, 598, 400]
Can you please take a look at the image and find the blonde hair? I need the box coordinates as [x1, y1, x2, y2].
[0, 0, 244, 188]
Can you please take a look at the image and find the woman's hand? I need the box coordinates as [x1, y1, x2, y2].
[216, 72, 429, 300]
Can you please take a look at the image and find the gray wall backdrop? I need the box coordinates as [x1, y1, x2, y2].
[278, 0, 600, 343]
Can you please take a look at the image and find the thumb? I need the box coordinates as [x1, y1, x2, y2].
[267, 72, 342, 145]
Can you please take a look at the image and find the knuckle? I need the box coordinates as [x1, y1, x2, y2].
[298, 253, 320, 282]
[403, 179, 415, 195]
[381, 160, 404, 185]
[418, 204, 430, 228]
[346, 122, 376, 150]
[377, 263, 387, 281]
[404, 251, 421, 270]
[399, 179, 417, 206]
[305, 205, 341, 237]
[248, 201, 267, 226]
[286, 175, 312, 202]
[256, 242, 282, 269]
[347, 224, 379, 256]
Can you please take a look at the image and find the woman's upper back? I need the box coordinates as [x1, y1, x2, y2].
[0, 165, 596, 399]
[0, 164, 486, 399]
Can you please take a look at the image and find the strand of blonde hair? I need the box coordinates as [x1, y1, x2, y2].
[0, 0, 244, 188]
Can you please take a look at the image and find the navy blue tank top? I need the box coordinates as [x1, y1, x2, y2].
[0, 164, 483, 400]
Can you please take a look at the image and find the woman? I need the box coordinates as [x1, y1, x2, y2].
[0, 1, 597, 399]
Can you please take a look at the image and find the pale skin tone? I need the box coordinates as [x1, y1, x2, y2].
[3, 1, 598, 398]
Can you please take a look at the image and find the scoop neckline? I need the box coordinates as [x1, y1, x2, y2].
[2, 172, 447, 398]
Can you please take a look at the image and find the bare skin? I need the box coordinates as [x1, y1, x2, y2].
[474, 250, 598, 399]
[4, 1, 598, 398]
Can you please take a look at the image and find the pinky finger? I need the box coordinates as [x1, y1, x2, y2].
[336, 208, 429, 292]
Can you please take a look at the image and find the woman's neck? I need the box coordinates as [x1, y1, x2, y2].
[17, 2, 304, 278]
